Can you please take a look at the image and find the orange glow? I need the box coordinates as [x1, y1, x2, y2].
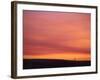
[23, 10, 91, 61]
[24, 52, 90, 61]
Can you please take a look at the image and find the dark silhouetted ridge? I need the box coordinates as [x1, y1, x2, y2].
[23, 59, 90, 69]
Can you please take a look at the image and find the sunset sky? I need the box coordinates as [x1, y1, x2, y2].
[23, 10, 91, 61]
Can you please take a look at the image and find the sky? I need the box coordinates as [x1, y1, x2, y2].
[23, 10, 91, 61]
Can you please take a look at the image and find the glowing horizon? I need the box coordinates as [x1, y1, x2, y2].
[24, 52, 90, 61]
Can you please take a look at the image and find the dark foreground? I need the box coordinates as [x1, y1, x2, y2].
[23, 59, 90, 69]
